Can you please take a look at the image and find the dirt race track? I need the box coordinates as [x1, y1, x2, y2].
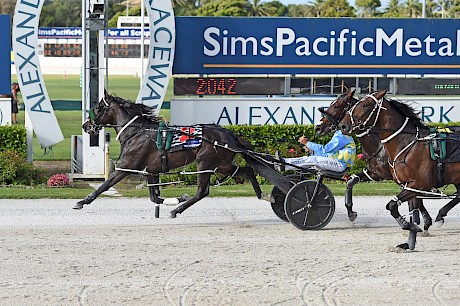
[1, 196, 460, 305]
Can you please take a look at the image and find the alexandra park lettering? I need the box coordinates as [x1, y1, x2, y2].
[204, 27, 460, 58]
[215, 105, 455, 125]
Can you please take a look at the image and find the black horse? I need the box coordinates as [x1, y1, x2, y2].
[315, 89, 433, 233]
[74, 92, 266, 218]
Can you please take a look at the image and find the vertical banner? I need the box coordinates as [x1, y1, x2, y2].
[13, 0, 64, 148]
[136, 0, 175, 113]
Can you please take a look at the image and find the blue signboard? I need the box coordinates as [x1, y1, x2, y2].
[173, 17, 460, 75]
[38, 27, 150, 39]
[0, 15, 11, 95]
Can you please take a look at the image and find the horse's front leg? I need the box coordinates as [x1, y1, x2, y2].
[386, 190, 422, 232]
[73, 170, 129, 209]
[148, 175, 162, 218]
[386, 189, 423, 250]
[344, 173, 364, 222]
[169, 173, 211, 218]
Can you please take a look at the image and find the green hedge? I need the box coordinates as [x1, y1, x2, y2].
[0, 126, 46, 185]
[0, 125, 27, 155]
[227, 122, 460, 176]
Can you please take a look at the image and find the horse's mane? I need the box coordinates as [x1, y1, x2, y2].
[384, 96, 426, 128]
[108, 94, 165, 123]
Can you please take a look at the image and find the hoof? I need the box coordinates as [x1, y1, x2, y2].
[434, 219, 445, 228]
[169, 211, 178, 219]
[348, 211, 358, 222]
[396, 243, 410, 250]
[390, 243, 412, 253]
[73, 202, 84, 210]
[421, 230, 430, 237]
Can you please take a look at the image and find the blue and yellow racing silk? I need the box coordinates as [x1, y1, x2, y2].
[306, 130, 356, 168]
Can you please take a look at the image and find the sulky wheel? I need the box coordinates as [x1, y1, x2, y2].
[284, 180, 335, 230]
[271, 174, 304, 222]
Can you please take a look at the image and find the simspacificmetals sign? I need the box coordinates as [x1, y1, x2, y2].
[173, 17, 460, 75]
[13, 0, 64, 148]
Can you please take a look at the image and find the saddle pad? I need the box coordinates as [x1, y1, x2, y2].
[170, 126, 203, 150]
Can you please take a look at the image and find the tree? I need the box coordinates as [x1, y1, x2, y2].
[248, 0, 270, 16]
[382, 0, 404, 17]
[196, 0, 250, 16]
[404, 0, 422, 17]
[287, 4, 315, 17]
[321, 0, 356, 17]
[307, 0, 325, 17]
[0, 0, 16, 15]
[355, 0, 381, 17]
[40, 0, 82, 27]
[260, 1, 288, 16]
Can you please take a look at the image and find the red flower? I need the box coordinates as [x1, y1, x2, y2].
[47, 173, 70, 187]
[288, 148, 295, 154]
[357, 153, 364, 160]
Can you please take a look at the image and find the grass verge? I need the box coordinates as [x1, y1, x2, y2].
[0, 181, 407, 199]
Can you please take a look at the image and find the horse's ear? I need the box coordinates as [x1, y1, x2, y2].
[375, 89, 387, 99]
[104, 89, 109, 100]
[346, 88, 356, 97]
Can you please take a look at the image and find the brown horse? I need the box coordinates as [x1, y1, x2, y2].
[339, 90, 460, 250]
[74, 92, 265, 218]
[315, 89, 432, 232]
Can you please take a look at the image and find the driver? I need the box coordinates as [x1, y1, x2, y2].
[275, 130, 356, 172]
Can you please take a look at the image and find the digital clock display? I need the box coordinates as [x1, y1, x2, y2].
[174, 77, 284, 96]
[398, 78, 460, 95]
[43, 43, 149, 58]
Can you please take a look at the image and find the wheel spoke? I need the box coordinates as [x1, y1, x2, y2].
[302, 206, 310, 226]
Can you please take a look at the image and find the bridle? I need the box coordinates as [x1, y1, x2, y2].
[347, 93, 386, 138]
[86, 98, 110, 132]
[318, 95, 356, 132]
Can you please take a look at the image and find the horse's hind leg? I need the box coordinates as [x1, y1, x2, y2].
[169, 173, 212, 218]
[74, 170, 129, 209]
[415, 198, 432, 234]
[234, 166, 263, 200]
[435, 184, 460, 227]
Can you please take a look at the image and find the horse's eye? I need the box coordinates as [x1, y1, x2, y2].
[363, 103, 368, 108]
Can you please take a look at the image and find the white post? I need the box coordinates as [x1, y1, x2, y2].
[80, 0, 107, 177]
[25, 110, 33, 162]
[422, 0, 426, 18]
